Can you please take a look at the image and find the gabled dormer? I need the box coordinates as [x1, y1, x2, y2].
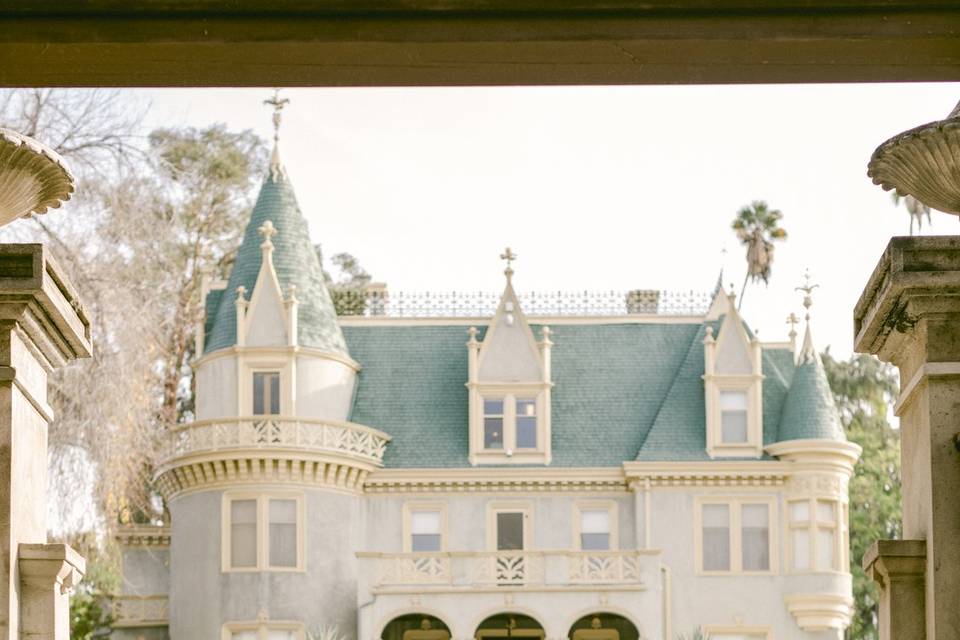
[467, 250, 553, 465]
[703, 287, 764, 458]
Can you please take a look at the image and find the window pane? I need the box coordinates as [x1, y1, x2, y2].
[720, 391, 748, 443]
[483, 398, 504, 415]
[484, 417, 504, 448]
[516, 398, 536, 417]
[253, 373, 266, 415]
[741, 504, 769, 571]
[702, 504, 730, 571]
[818, 528, 836, 571]
[411, 510, 441, 534]
[817, 500, 836, 524]
[269, 373, 280, 414]
[497, 512, 524, 551]
[720, 391, 748, 410]
[793, 529, 811, 570]
[253, 372, 280, 415]
[516, 416, 537, 448]
[230, 499, 257, 568]
[269, 499, 297, 568]
[790, 500, 810, 523]
[581, 533, 610, 550]
[412, 534, 441, 552]
[581, 510, 610, 534]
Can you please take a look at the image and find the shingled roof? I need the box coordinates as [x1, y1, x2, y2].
[204, 153, 347, 356]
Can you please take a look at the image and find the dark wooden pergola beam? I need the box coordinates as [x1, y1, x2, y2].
[1, 1, 959, 87]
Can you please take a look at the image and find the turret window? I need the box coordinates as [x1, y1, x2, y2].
[789, 498, 840, 572]
[253, 371, 280, 415]
[719, 391, 749, 443]
[223, 492, 304, 572]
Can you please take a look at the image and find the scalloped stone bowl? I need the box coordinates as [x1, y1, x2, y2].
[0, 128, 75, 227]
[868, 102, 960, 216]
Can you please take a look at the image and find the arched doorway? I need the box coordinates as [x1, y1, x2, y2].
[567, 613, 639, 640]
[381, 614, 451, 640]
[475, 613, 545, 640]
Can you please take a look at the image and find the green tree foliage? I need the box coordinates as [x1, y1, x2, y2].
[67, 536, 119, 638]
[822, 350, 901, 640]
[314, 244, 373, 315]
[731, 201, 787, 308]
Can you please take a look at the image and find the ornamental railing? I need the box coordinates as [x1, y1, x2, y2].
[164, 417, 390, 467]
[111, 595, 168, 627]
[359, 550, 656, 591]
[333, 289, 712, 318]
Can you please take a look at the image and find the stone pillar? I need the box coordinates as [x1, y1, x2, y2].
[18, 544, 85, 640]
[863, 540, 926, 640]
[854, 236, 960, 640]
[0, 244, 90, 639]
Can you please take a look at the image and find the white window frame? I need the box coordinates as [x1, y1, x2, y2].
[252, 370, 282, 415]
[238, 354, 294, 417]
[572, 500, 618, 551]
[486, 501, 533, 551]
[694, 496, 778, 576]
[704, 380, 763, 458]
[222, 621, 305, 640]
[222, 491, 305, 572]
[470, 385, 550, 465]
[786, 497, 844, 574]
[402, 502, 448, 553]
[701, 625, 772, 640]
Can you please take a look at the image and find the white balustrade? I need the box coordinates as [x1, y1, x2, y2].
[165, 417, 390, 466]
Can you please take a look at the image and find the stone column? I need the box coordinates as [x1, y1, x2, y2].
[0, 244, 90, 639]
[854, 236, 960, 640]
[863, 540, 926, 640]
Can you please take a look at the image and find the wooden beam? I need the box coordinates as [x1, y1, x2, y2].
[1, 2, 959, 86]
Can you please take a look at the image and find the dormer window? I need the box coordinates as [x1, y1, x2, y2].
[720, 390, 749, 443]
[466, 252, 553, 465]
[703, 290, 764, 458]
[253, 371, 280, 415]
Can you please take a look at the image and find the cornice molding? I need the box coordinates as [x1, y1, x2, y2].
[115, 525, 171, 548]
[622, 461, 787, 487]
[364, 467, 628, 494]
[193, 344, 361, 372]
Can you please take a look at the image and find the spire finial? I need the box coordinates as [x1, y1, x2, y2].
[795, 268, 819, 322]
[264, 88, 290, 145]
[500, 247, 517, 281]
[786, 311, 799, 351]
[258, 219, 277, 245]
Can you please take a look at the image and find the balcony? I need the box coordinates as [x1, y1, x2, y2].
[154, 417, 391, 498]
[111, 595, 168, 628]
[358, 550, 656, 592]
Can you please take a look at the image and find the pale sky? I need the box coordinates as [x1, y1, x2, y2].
[139, 83, 960, 358]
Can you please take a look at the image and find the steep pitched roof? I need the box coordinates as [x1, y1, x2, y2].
[204, 155, 347, 355]
[776, 328, 845, 442]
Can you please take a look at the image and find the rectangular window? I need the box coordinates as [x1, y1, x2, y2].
[483, 398, 504, 449]
[790, 500, 811, 570]
[702, 504, 731, 571]
[817, 500, 837, 571]
[515, 398, 537, 449]
[740, 504, 770, 571]
[410, 510, 443, 552]
[719, 391, 748, 443]
[496, 512, 525, 551]
[230, 499, 258, 568]
[253, 372, 280, 415]
[789, 498, 840, 572]
[579, 509, 611, 551]
[268, 499, 298, 568]
[225, 494, 302, 571]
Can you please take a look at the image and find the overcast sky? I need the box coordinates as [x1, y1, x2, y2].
[139, 83, 959, 357]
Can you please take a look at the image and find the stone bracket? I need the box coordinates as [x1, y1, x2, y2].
[863, 539, 926, 640]
[19, 543, 85, 595]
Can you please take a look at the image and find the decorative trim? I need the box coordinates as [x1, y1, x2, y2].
[701, 625, 771, 639]
[783, 593, 853, 632]
[764, 440, 861, 476]
[623, 461, 787, 487]
[194, 345, 361, 373]
[365, 467, 629, 494]
[115, 525, 171, 548]
[895, 361, 960, 416]
[222, 619, 305, 640]
[338, 315, 707, 327]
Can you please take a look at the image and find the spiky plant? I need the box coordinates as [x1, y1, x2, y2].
[731, 200, 787, 308]
[307, 625, 346, 640]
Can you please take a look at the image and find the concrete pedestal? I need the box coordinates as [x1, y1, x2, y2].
[855, 236, 960, 640]
[0, 244, 90, 639]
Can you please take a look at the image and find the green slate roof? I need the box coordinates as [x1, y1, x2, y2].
[343, 316, 845, 468]
[777, 349, 845, 442]
[205, 159, 347, 355]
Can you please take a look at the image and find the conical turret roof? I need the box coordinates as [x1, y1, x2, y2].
[777, 328, 844, 442]
[204, 152, 348, 356]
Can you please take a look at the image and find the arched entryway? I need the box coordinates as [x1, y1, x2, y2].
[381, 614, 451, 640]
[567, 613, 640, 640]
[475, 613, 545, 640]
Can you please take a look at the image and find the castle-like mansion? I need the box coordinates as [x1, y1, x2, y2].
[111, 138, 859, 640]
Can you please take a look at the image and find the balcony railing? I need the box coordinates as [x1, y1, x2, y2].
[359, 550, 656, 591]
[163, 417, 390, 467]
[111, 595, 168, 628]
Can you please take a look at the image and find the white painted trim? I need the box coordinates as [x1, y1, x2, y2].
[402, 501, 449, 553]
[693, 495, 778, 576]
[222, 620, 305, 640]
[895, 360, 960, 415]
[194, 345, 361, 373]
[701, 625, 771, 639]
[337, 315, 707, 327]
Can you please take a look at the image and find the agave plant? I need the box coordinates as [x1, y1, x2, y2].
[307, 624, 346, 640]
[675, 629, 705, 640]
[731, 200, 787, 309]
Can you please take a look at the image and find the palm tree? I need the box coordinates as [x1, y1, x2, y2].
[892, 192, 931, 235]
[731, 200, 787, 309]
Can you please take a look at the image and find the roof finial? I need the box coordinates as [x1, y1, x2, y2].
[500, 246, 517, 282]
[786, 311, 799, 351]
[264, 89, 290, 181]
[795, 269, 820, 363]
